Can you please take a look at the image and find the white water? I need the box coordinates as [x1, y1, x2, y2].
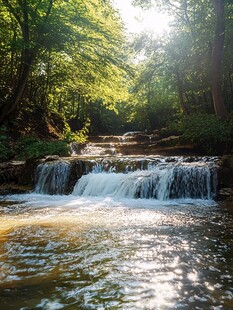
[1, 153, 232, 310]
[72, 165, 217, 200]
[34, 156, 218, 199]
[35, 161, 70, 195]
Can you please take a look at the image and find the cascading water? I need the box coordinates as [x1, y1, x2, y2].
[35, 161, 70, 194]
[33, 156, 218, 199]
[72, 157, 218, 200]
[2, 153, 233, 310]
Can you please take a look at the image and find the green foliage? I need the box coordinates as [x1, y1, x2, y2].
[1, 0, 233, 141]
[0, 130, 70, 161]
[62, 119, 90, 144]
[128, 62, 180, 131]
[0, 0, 130, 131]
[0, 127, 15, 161]
[22, 140, 69, 159]
[131, 0, 233, 119]
[180, 114, 233, 154]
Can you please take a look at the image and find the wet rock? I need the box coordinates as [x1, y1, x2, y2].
[219, 188, 233, 196]
[69, 142, 87, 155]
[19, 158, 41, 187]
[0, 159, 39, 193]
[43, 155, 60, 162]
[217, 187, 233, 202]
[123, 131, 143, 137]
[0, 184, 33, 195]
[65, 160, 90, 193]
[183, 157, 196, 163]
[218, 155, 233, 188]
[157, 135, 181, 147]
[165, 157, 177, 162]
[0, 161, 25, 184]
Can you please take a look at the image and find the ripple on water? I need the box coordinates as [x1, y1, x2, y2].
[0, 195, 232, 309]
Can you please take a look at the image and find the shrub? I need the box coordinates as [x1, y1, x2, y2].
[0, 137, 15, 161]
[21, 140, 69, 159]
[0, 134, 70, 160]
[62, 120, 90, 144]
[0, 127, 15, 161]
[0, 129, 70, 161]
[179, 114, 233, 154]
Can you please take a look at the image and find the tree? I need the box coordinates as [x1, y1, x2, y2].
[0, 0, 54, 123]
[0, 0, 129, 127]
[132, 0, 231, 118]
[211, 0, 227, 117]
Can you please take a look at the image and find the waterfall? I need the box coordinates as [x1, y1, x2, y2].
[35, 161, 70, 195]
[72, 160, 218, 200]
[33, 156, 218, 199]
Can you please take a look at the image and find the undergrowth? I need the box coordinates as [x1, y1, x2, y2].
[178, 114, 233, 154]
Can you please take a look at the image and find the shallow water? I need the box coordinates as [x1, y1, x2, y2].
[0, 194, 233, 309]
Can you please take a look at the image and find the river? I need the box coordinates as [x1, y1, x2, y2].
[0, 154, 233, 309]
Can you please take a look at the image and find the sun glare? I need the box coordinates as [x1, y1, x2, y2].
[139, 10, 172, 35]
[113, 0, 172, 36]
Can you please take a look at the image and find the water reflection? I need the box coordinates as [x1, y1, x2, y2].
[0, 196, 232, 309]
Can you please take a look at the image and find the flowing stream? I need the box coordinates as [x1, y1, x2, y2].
[0, 155, 233, 309]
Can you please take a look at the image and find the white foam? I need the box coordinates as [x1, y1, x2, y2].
[1, 192, 216, 211]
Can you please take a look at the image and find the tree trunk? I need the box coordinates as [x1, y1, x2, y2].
[0, 57, 32, 123]
[0, 0, 53, 124]
[0, 0, 32, 124]
[229, 73, 233, 104]
[175, 69, 189, 115]
[211, 0, 227, 118]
